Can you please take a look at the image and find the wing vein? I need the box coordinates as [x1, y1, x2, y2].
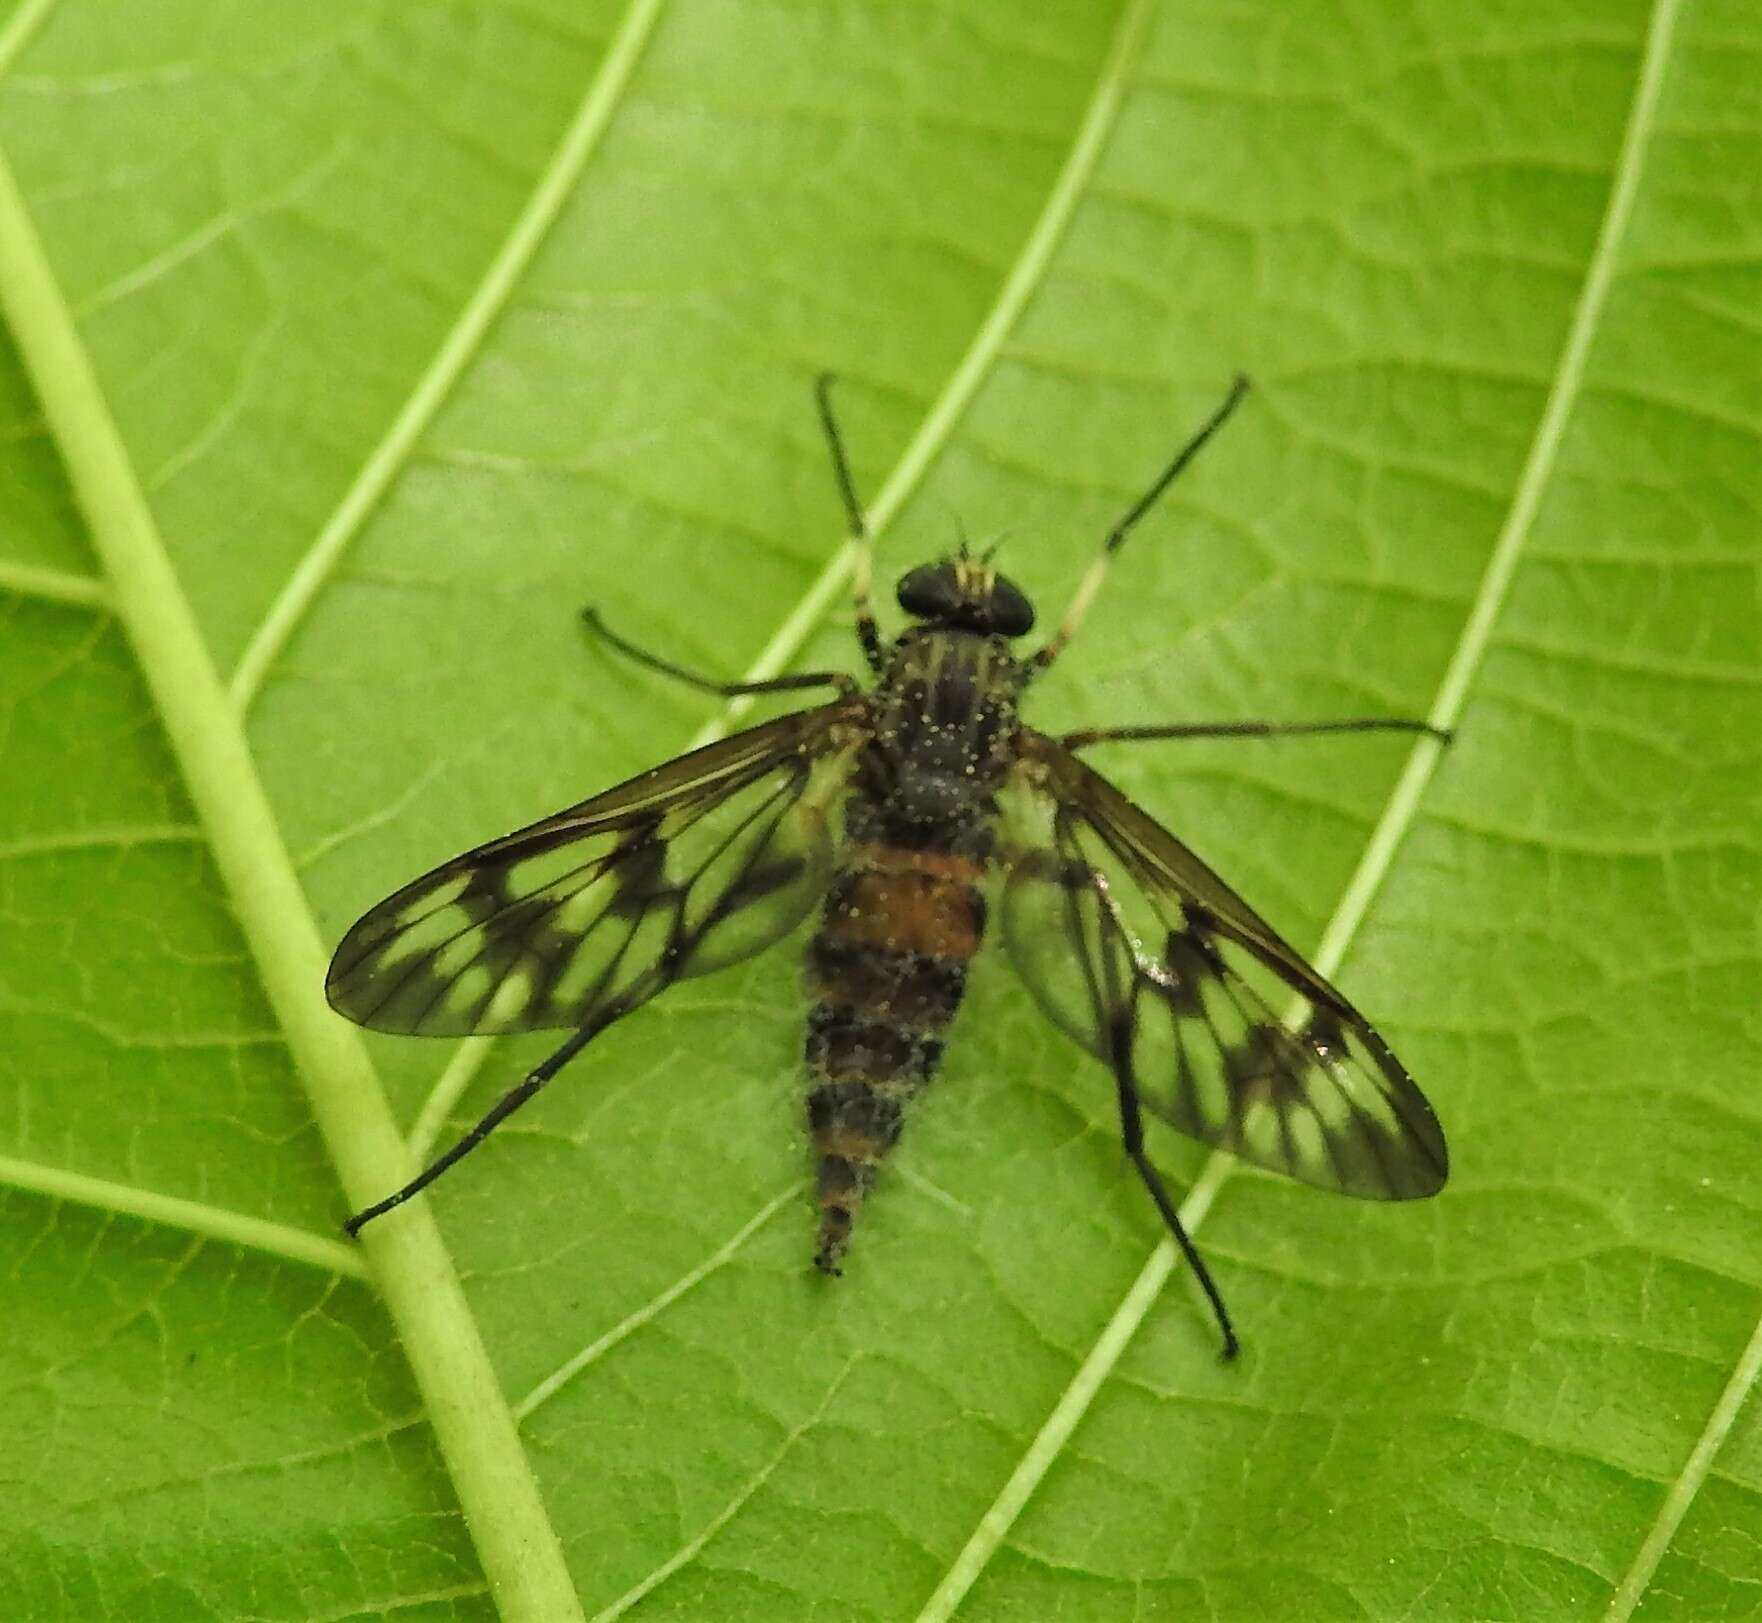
[403, 0, 1157, 1158]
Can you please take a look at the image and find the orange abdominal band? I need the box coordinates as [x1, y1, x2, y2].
[829, 860, 983, 960]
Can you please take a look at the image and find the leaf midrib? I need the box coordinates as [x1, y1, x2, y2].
[4, 0, 1740, 1614]
[1, 0, 1157, 1610]
[0, 132, 585, 1623]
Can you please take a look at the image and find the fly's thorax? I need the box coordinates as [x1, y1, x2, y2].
[859, 627, 1026, 838]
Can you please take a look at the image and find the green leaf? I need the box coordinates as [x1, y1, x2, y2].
[2, 0, 1757, 1617]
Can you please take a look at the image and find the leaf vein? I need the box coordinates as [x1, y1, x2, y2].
[1604, 1311, 1762, 1618]
[587, 1359, 860, 1622]
[514, 1180, 804, 1422]
[917, 0, 1687, 1614]
[0, 554, 112, 609]
[0, 823, 202, 860]
[226, 0, 670, 713]
[401, 0, 1165, 1172]
[0, 139, 584, 1620]
[0, 0, 55, 82]
[0, 1151, 369, 1279]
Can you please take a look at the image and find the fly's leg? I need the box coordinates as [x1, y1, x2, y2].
[815, 373, 885, 676]
[1114, 1064, 1241, 1360]
[583, 607, 857, 700]
[1029, 374, 1250, 679]
[1069, 856, 1242, 1359]
[344, 1021, 601, 1236]
[1063, 717, 1452, 749]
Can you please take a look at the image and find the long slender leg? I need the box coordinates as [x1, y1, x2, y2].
[583, 606, 856, 700]
[1070, 860, 1239, 1356]
[815, 373, 885, 675]
[1115, 1069, 1241, 1360]
[344, 1023, 598, 1236]
[1064, 717, 1452, 750]
[1030, 374, 1250, 678]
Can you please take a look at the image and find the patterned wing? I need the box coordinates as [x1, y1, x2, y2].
[1000, 732, 1446, 1199]
[326, 703, 859, 1035]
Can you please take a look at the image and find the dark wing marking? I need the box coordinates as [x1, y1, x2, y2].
[326, 703, 859, 1035]
[1000, 731, 1446, 1199]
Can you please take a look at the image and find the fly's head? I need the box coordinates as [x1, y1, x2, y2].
[895, 547, 1035, 638]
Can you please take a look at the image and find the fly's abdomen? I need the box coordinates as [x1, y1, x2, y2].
[803, 840, 986, 1272]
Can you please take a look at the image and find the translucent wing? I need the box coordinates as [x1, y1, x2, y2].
[1001, 732, 1446, 1199]
[326, 703, 859, 1036]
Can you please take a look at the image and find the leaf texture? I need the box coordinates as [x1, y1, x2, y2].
[1, 0, 1758, 1618]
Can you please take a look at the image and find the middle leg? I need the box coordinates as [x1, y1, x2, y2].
[1063, 717, 1451, 750]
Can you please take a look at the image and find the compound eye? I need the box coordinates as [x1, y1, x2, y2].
[988, 576, 1036, 636]
[896, 564, 962, 621]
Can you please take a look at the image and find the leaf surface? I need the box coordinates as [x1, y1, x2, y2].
[1, 0, 1758, 1618]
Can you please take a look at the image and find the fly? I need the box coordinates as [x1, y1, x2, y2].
[326, 373, 1450, 1358]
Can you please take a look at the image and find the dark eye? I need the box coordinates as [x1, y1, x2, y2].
[987, 577, 1035, 636]
[896, 564, 962, 621]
